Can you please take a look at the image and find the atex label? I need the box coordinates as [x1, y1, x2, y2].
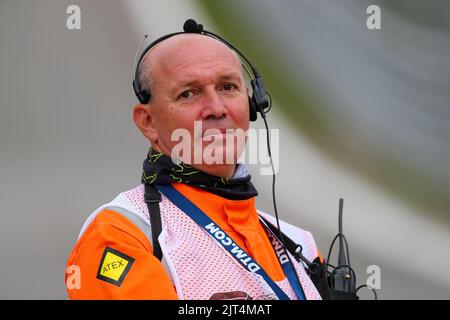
[96, 247, 135, 287]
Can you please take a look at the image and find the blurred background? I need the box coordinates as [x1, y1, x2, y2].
[0, 0, 449, 299]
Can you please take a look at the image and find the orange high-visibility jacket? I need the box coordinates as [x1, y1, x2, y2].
[66, 183, 321, 299]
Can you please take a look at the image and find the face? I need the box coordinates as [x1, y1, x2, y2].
[133, 34, 250, 178]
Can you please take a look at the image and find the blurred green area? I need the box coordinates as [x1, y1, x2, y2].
[197, 0, 450, 223]
[384, 0, 450, 30]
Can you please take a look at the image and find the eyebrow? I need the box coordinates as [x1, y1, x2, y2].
[170, 72, 243, 92]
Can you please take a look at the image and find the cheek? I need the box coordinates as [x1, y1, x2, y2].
[152, 106, 176, 139]
[230, 97, 250, 129]
[155, 105, 176, 126]
[157, 107, 199, 141]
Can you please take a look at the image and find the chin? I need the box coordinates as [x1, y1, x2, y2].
[201, 144, 240, 166]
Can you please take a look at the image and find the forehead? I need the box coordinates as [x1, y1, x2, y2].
[144, 34, 243, 84]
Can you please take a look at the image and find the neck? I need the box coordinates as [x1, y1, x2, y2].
[142, 146, 257, 200]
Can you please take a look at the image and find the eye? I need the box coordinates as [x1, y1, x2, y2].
[178, 90, 195, 100]
[222, 83, 237, 91]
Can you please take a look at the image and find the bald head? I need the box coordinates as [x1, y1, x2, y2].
[137, 34, 243, 103]
[133, 33, 251, 179]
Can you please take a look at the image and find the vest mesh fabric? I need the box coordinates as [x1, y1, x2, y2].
[257, 211, 318, 263]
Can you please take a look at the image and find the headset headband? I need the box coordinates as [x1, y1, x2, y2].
[132, 19, 270, 120]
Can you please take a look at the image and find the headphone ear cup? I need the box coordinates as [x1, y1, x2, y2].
[139, 90, 151, 104]
[133, 80, 151, 104]
[248, 96, 257, 122]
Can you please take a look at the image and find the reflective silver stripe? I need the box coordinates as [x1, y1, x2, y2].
[106, 206, 153, 245]
[104, 206, 174, 285]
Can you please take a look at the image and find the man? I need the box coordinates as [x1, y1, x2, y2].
[65, 26, 322, 300]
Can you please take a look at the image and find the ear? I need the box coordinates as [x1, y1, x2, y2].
[133, 104, 158, 143]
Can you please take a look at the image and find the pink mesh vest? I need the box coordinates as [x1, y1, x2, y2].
[79, 184, 322, 300]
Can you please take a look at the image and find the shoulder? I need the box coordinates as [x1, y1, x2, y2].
[69, 184, 154, 265]
[78, 184, 150, 239]
[257, 210, 320, 262]
[66, 207, 176, 299]
[72, 208, 152, 259]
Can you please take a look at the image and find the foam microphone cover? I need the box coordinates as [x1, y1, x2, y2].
[183, 19, 203, 33]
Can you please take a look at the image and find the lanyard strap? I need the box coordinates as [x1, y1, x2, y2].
[156, 184, 306, 300]
[258, 217, 306, 300]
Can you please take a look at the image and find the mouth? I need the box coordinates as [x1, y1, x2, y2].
[201, 128, 234, 139]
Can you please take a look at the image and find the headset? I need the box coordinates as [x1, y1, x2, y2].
[132, 17, 307, 296]
[132, 19, 376, 300]
[132, 19, 271, 122]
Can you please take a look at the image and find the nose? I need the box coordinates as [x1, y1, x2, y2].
[200, 89, 227, 120]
